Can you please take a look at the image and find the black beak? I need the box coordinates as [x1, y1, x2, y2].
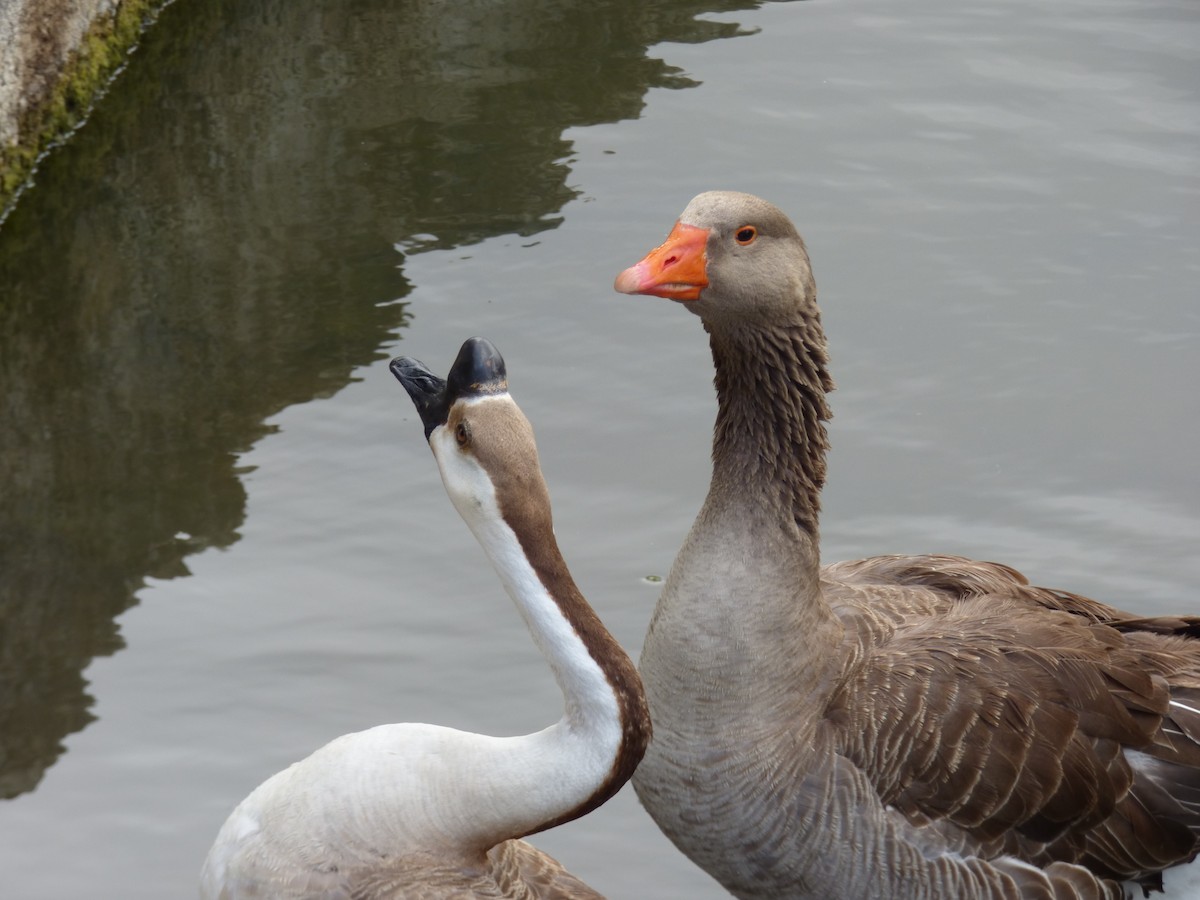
[391, 337, 507, 440]
[390, 356, 446, 440]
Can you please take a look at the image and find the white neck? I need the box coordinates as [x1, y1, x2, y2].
[471, 511, 624, 739]
[429, 420, 625, 851]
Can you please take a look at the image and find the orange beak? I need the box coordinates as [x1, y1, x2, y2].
[613, 221, 709, 301]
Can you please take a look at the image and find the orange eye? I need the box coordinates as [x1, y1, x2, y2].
[735, 226, 757, 245]
[455, 422, 470, 446]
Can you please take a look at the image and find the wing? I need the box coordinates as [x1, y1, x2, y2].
[341, 840, 601, 899]
[486, 839, 605, 899]
[821, 554, 1200, 883]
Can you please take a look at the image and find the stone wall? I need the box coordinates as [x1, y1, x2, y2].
[0, 0, 162, 222]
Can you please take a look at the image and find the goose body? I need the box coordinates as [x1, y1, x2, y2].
[201, 338, 651, 899]
[615, 192, 1200, 900]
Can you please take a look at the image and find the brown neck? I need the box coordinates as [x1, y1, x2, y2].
[509, 521, 652, 836]
[707, 314, 834, 538]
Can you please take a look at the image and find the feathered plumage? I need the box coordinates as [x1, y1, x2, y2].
[616, 191, 1200, 899]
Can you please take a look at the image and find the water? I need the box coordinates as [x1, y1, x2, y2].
[1, 0, 1197, 896]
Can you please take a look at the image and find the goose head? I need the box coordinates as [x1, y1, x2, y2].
[391, 337, 552, 541]
[614, 190, 817, 330]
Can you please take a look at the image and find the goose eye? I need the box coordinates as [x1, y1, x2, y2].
[455, 422, 470, 446]
[735, 226, 757, 245]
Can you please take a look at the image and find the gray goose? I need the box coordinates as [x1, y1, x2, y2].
[201, 338, 651, 899]
[614, 191, 1200, 900]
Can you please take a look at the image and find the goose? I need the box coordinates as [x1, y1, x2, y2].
[200, 337, 651, 899]
[613, 191, 1200, 900]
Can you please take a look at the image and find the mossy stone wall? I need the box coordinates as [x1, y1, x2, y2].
[0, 0, 168, 224]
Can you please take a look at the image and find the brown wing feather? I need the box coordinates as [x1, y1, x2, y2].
[487, 839, 605, 899]
[821, 554, 1200, 883]
[346, 839, 603, 898]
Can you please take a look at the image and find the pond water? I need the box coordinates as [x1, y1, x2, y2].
[1, 0, 1197, 897]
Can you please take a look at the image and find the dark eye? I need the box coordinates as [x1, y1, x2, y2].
[455, 422, 470, 446]
[735, 226, 757, 245]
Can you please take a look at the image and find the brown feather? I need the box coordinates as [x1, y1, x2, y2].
[348, 841, 604, 899]
[822, 553, 1200, 883]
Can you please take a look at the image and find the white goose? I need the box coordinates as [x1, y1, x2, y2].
[201, 337, 651, 899]
[615, 191, 1200, 899]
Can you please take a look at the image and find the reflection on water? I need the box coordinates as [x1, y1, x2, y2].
[0, 0, 764, 798]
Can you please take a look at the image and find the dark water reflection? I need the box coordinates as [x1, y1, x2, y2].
[0, 0, 763, 799]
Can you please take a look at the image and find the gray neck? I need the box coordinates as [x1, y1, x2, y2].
[643, 314, 840, 717]
[707, 315, 834, 539]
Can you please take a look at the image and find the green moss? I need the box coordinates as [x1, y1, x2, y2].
[0, 0, 172, 223]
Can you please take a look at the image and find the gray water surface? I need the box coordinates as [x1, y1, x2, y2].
[1, 0, 1198, 897]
